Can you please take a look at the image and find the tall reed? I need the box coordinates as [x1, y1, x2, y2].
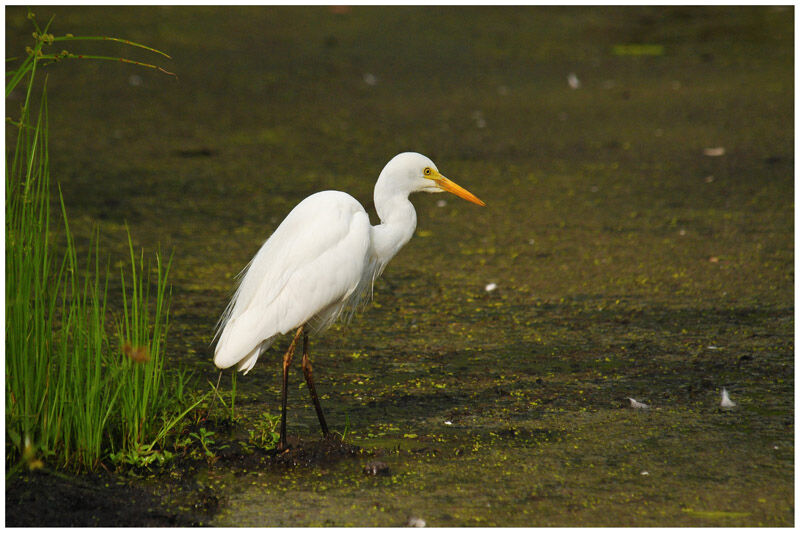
[113, 231, 173, 454]
[6, 12, 193, 474]
[5, 31, 61, 463]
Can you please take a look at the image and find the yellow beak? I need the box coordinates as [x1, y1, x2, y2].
[434, 173, 486, 207]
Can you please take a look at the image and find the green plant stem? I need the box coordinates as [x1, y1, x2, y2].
[38, 53, 176, 77]
[52, 35, 172, 58]
[5, 14, 188, 474]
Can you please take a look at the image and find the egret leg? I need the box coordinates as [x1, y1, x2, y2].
[301, 332, 330, 437]
[279, 326, 304, 451]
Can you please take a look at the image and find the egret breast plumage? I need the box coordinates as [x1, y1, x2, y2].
[213, 152, 484, 450]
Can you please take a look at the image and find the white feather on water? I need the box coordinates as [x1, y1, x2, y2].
[628, 398, 649, 409]
[720, 388, 736, 408]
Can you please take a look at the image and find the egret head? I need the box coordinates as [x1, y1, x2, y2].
[380, 152, 486, 206]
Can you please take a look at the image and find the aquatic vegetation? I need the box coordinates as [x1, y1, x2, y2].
[246, 412, 282, 451]
[189, 427, 223, 459]
[5, 12, 189, 474]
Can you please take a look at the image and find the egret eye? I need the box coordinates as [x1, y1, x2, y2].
[423, 167, 432, 176]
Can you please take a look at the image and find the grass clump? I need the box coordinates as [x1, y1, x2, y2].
[5, 12, 196, 475]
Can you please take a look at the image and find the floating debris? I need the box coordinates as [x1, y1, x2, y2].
[363, 460, 390, 476]
[363, 73, 378, 86]
[436, 199, 447, 208]
[567, 72, 581, 89]
[485, 282, 497, 292]
[613, 44, 664, 56]
[628, 397, 649, 409]
[720, 388, 736, 408]
[640, 470, 650, 476]
[444, 420, 453, 426]
[705, 175, 715, 183]
[683, 508, 751, 520]
[703, 147, 726, 157]
[406, 516, 426, 527]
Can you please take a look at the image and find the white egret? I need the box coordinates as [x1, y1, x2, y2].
[213, 152, 485, 450]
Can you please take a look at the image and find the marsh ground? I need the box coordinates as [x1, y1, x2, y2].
[5, 6, 794, 526]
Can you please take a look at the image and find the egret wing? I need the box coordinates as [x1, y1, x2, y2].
[214, 191, 371, 370]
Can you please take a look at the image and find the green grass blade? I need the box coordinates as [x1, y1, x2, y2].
[39, 53, 176, 77]
[52, 35, 172, 59]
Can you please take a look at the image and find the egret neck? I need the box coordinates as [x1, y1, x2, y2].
[371, 169, 419, 267]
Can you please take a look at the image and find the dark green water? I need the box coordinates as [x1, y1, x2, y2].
[6, 6, 793, 526]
